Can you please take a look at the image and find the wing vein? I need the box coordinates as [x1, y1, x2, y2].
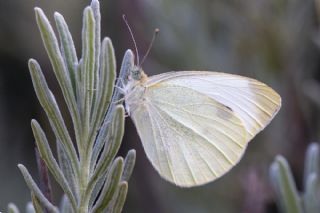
[152, 104, 235, 166]
[150, 103, 198, 184]
[153, 100, 245, 148]
[221, 88, 274, 117]
[145, 106, 163, 174]
[147, 105, 177, 182]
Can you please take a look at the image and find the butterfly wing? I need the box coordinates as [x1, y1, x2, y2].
[130, 71, 281, 187]
[146, 71, 281, 140]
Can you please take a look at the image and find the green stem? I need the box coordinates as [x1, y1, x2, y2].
[78, 146, 92, 213]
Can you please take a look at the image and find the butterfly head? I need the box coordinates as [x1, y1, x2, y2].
[130, 65, 147, 82]
[130, 66, 142, 80]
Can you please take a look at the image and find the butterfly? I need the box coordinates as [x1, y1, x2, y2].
[122, 66, 281, 187]
[121, 20, 281, 187]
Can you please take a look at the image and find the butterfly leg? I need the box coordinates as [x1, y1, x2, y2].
[114, 85, 126, 94]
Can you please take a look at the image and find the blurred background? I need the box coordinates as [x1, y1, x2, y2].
[0, 0, 319, 212]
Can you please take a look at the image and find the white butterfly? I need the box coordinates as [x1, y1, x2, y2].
[122, 65, 281, 187]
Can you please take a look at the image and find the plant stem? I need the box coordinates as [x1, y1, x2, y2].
[79, 147, 92, 213]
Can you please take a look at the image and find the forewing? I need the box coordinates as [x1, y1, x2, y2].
[130, 85, 247, 187]
[147, 71, 281, 139]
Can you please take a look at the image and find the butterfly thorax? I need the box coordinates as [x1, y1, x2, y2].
[123, 66, 149, 115]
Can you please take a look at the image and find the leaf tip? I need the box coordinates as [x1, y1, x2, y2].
[102, 37, 111, 45]
[34, 7, 42, 13]
[128, 149, 136, 156]
[308, 142, 319, 153]
[53, 11, 62, 20]
[116, 157, 124, 166]
[17, 164, 25, 170]
[30, 119, 40, 130]
[28, 58, 37, 66]
[275, 155, 285, 163]
[34, 7, 44, 19]
[120, 181, 128, 187]
[83, 6, 93, 15]
[91, 0, 100, 6]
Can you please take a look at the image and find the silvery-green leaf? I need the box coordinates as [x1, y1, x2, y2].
[34, 8, 81, 144]
[86, 106, 124, 202]
[91, 50, 133, 167]
[89, 38, 116, 164]
[121, 150, 136, 182]
[91, 158, 124, 213]
[88, 172, 107, 208]
[31, 120, 77, 210]
[31, 194, 43, 213]
[28, 59, 79, 178]
[54, 12, 78, 97]
[270, 155, 303, 213]
[108, 182, 128, 213]
[90, 0, 101, 109]
[106, 49, 134, 120]
[91, 106, 124, 182]
[75, 60, 83, 121]
[304, 174, 320, 213]
[60, 195, 74, 213]
[80, 6, 95, 143]
[18, 164, 59, 213]
[304, 143, 319, 187]
[57, 141, 78, 198]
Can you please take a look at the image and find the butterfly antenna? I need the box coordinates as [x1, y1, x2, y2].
[123, 14, 140, 65]
[140, 28, 159, 67]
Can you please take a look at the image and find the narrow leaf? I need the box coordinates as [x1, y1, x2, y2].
[34, 8, 81, 143]
[54, 12, 78, 97]
[31, 193, 43, 213]
[269, 155, 303, 213]
[90, 0, 101, 109]
[60, 195, 73, 213]
[86, 106, 125, 202]
[109, 182, 128, 213]
[304, 143, 319, 187]
[105, 49, 134, 122]
[89, 38, 116, 162]
[91, 158, 124, 213]
[28, 59, 79, 178]
[75, 60, 83, 110]
[31, 120, 77, 210]
[90, 105, 124, 183]
[92, 50, 133, 165]
[56, 141, 78, 198]
[80, 6, 96, 142]
[304, 174, 320, 213]
[18, 164, 59, 213]
[121, 150, 136, 182]
[88, 172, 108, 208]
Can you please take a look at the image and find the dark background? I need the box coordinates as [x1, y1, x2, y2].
[0, 0, 319, 212]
